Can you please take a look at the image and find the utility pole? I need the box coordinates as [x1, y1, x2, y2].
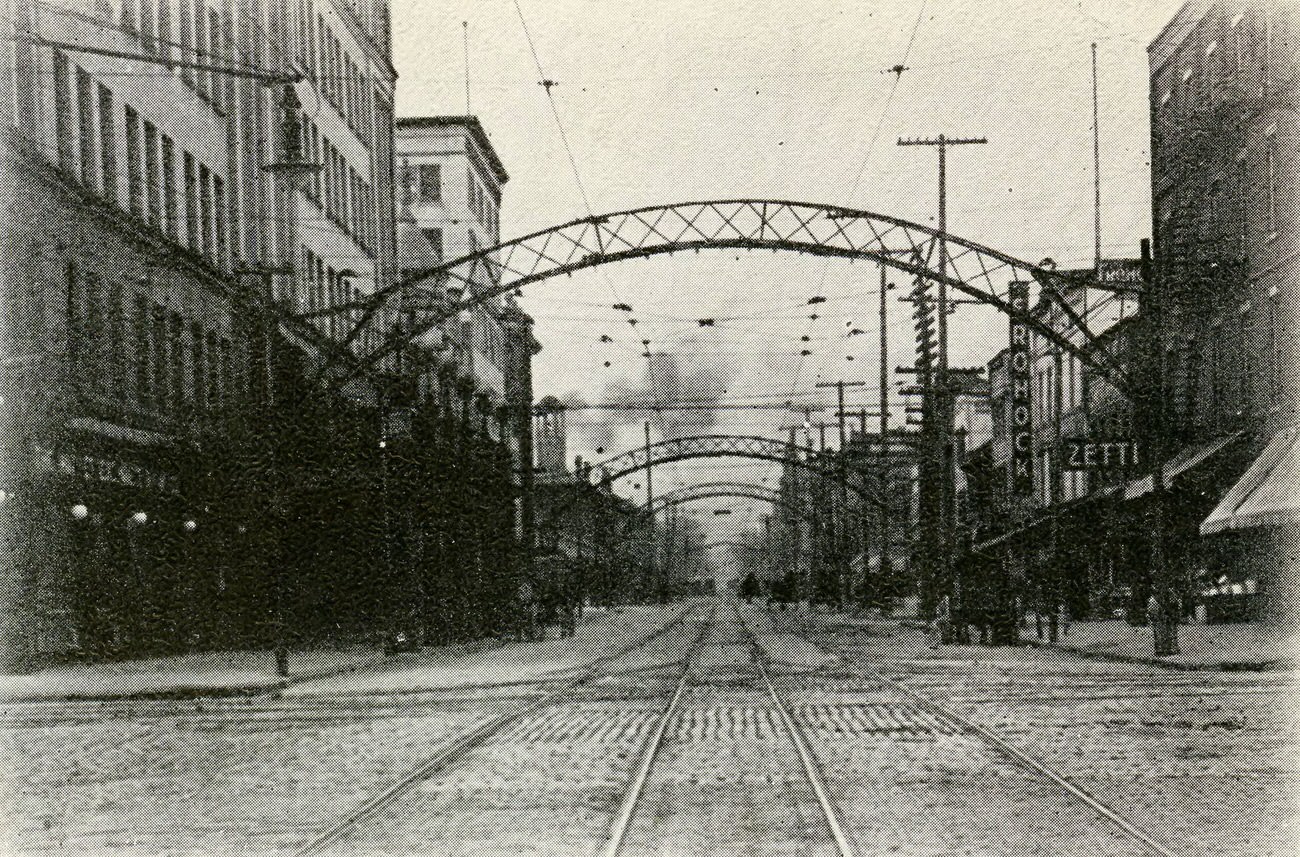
[898, 133, 987, 624]
[818, 380, 866, 605]
[644, 420, 657, 601]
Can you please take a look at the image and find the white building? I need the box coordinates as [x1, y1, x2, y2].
[396, 115, 517, 433]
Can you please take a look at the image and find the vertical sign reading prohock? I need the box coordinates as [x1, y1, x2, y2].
[1008, 281, 1034, 495]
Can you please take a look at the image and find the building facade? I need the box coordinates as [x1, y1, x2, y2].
[1148, 0, 1299, 619]
[0, 0, 399, 665]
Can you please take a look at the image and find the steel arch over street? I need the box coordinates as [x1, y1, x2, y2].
[588, 435, 887, 507]
[316, 199, 1127, 390]
[644, 482, 786, 516]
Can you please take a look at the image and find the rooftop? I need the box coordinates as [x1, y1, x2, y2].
[396, 116, 509, 185]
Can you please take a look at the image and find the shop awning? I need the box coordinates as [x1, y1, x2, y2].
[1201, 425, 1300, 535]
[1122, 431, 1243, 501]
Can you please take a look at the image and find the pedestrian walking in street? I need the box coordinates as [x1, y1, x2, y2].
[929, 593, 951, 649]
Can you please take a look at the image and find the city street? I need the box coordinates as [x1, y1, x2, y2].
[2, 597, 1294, 856]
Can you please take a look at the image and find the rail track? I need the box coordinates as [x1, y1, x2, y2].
[291, 600, 702, 857]
[289, 598, 1185, 856]
[775, 606, 1181, 857]
[599, 602, 855, 857]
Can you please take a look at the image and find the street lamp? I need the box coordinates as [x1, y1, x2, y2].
[71, 504, 89, 520]
[183, 519, 197, 533]
[130, 511, 148, 526]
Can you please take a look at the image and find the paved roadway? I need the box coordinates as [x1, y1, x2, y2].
[1, 597, 1295, 856]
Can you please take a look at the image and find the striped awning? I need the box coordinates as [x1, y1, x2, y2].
[1201, 425, 1300, 535]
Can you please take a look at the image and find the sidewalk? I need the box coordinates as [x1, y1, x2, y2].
[1019, 619, 1299, 671]
[0, 604, 649, 703]
[0, 645, 391, 703]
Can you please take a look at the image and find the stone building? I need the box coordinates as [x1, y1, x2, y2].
[1148, 0, 1299, 619]
[0, 0, 399, 664]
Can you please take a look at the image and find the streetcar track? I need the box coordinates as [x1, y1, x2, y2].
[290, 601, 703, 857]
[601, 603, 854, 857]
[778, 608, 1181, 857]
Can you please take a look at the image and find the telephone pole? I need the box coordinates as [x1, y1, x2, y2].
[818, 381, 867, 604]
[898, 133, 988, 620]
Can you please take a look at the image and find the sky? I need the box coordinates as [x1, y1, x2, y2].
[389, 0, 1186, 546]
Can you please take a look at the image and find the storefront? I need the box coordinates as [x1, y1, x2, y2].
[1200, 424, 1300, 622]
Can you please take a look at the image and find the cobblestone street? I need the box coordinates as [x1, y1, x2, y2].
[2, 598, 1294, 856]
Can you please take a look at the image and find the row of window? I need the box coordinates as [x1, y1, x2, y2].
[1155, 8, 1278, 119]
[109, 0, 234, 113]
[1157, 125, 1282, 257]
[299, 245, 377, 353]
[302, 115, 378, 253]
[294, 0, 374, 142]
[67, 261, 237, 417]
[52, 50, 230, 269]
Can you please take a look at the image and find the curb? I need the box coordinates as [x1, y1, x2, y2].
[0, 652, 389, 704]
[1019, 638, 1293, 672]
[889, 620, 1292, 672]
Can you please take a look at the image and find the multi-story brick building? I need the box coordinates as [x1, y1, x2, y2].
[1148, 0, 1299, 619]
[0, 0, 399, 664]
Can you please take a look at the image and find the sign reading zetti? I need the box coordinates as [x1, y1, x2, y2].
[1008, 281, 1033, 494]
[1061, 439, 1140, 471]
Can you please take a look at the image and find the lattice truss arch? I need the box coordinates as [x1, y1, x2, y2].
[304, 200, 1127, 391]
[588, 435, 888, 508]
[641, 481, 801, 519]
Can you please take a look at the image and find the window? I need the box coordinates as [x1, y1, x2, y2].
[76, 66, 95, 188]
[326, 266, 337, 338]
[417, 163, 440, 202]
[194, 1, 208, 97]
[423, 227, 443, 260]
[108, 278, 125, 394]
[208, 9, 223, 110]
[162, 135, 178, 238]
[98, 84, 116, 203]
[125, 106, 143, 216]
[152, 305, 168, 410]
[184, 151, 199, 249]
[179, 0, 194, 84]
[135, 294, 152, 405]
[206, 330, 220, 408]
[213, 174, 227, 268]
[219, 338, 233, 404]
[199, 163, 213, 257]
[157, 0, 172, 60]
[144, 120, 161, 225]
[169, 311, 185, 408]
[191, 322, 206, 410]
[66, 261, 84, 368]
[140, 0, 156, 53]
[53, 50, 75, 173]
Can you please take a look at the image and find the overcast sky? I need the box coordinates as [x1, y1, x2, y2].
[389, 0, 1185, 544]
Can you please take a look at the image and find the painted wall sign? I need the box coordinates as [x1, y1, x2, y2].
[1061, 438, 1140, 471]
[30, 445, 179, 494]
[1008, 281, 1034, 495]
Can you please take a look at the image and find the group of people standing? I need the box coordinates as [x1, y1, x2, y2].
[927, 592, 1071, 648]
